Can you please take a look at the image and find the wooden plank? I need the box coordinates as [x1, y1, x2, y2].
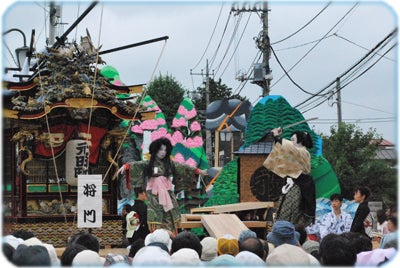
[212, 202, 275, 213]
[201, 214, 248, 239]
[190, 207, 216, 214]
[190, 202, 275, 214]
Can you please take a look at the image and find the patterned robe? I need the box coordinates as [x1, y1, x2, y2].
[126, 159, 197, 232]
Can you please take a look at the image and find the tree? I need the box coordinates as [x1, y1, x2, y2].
[146, 74, 185, 125]
[321, 123, 396, 205]
[192, 78, 246, 112]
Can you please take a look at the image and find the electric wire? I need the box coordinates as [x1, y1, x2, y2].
[271, 2, 332, 45]
[211, 12, 243, 72]
[191, 3, 225, 70]
[294, 28, 396, 110]
[217, 12, 253, 78]
[334, 33, 395, 62]
[271, 3, 359, 89]
[208, 11, 233, 68]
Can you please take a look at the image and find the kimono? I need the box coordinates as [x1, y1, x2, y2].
[124, 158, 197, 232]
[264, 138, 316, 226]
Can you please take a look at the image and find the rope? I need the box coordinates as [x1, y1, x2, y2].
[102, 39, 168, 182]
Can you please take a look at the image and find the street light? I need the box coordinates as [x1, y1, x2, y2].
[3, 28, 30, 69]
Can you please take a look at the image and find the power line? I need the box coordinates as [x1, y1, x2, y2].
[191, 3, 225, 70]
[217, 12, 253, 78]
[270, 3, 359, 90]
[271, 2, 332, 45]
[295, 28, 397, 111]
[212, 12, 243, 73]
[334, 33, 395, 62]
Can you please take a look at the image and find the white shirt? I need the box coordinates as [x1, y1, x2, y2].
[319, 210, 353, 239]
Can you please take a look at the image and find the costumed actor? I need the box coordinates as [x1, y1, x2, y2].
[118, 137, 207, 234]
[263, 127, 316, 227]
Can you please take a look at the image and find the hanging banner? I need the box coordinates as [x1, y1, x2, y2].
[77, 174, 102, 228]
[66, 140, 90, 186]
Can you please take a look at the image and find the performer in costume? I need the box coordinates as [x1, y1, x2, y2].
[264, 127, 316, 227]
[118, 137, 207, 233]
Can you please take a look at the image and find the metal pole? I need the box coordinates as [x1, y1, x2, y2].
[262, 1, 270, 96]
[336, 77, 342, 127]
[205, 59, 213, 166]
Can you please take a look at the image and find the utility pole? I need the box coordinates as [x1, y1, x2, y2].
[205, 60, 213, 166]
[261, 1, 271, 96]
[231, 2, 272, 96]
[190, 59, 213, 166]
[336, 77, 342, 127]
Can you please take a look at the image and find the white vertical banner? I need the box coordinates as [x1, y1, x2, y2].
[77, 174, 102, 228]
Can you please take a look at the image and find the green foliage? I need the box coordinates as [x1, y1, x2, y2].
[205, 159, 239, 206]
[321, 123, 396, 204]
[146, 74, 185, 125]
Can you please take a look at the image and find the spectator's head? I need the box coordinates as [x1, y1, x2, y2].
[12, 244, 51, 266]
[2, 242, 15, 263]
[171, 248, 201, 265]
[377, 209, 387, 224]
[319, 233, 356, 266]
[73, 232, 100, 253]
[129, 238, 145, 258]
[217, 235, 239, 256]
[354, 186, 371, 202]
[330, 193, 343, 202]
[267, 220, 300, 247]
[200, 236, 218, 262]
[145, 228, 172, 252]
[72, 249, 105, 266]
[235, 251, 265, 265]
[132, 246, 171, 266]
[60, 244, 87, 266]
[294, 224, 307, 245]
[302, 240, 320, 262]
[266, 243, 314, 266]
[387, 216, 397, 232]
[11, 230, 35, 240]
[341, 232, 372, 254]
[238, 237, 265, 260]
[238, 229, 257, 243]
[258, 239, 270, 260]
[170, 231, 202, 257]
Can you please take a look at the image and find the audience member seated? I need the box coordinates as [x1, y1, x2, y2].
[266, 220, 300, 247]
[171, 248, 201, 265]
[12, 244, 51, 266]
[200, 236, 218, 262]
[319, 233, 356, 266]
[217, 234, 239, 256]
[170, 230, 202, 258]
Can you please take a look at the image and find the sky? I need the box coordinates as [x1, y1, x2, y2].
[1, 0, 398, 143]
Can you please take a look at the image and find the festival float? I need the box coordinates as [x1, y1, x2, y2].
[2, 2, 161, 247]
[2, 1, 345, 246]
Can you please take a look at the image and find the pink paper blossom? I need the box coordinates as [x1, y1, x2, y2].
[178, 106, 197, 119]
[190, 121, 201, 132]
[171, 131, 184, 145]
[131, 125, 143, 134]
[185, 158, 197, 167]
[172, 117, 187, 128]
[184, 136, 203, 148]
[173, 153, 185, 163]
[141, 120, 158, 130]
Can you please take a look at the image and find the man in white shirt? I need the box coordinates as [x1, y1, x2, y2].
[319, 193, 353, 239]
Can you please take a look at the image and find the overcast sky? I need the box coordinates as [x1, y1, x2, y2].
[1, 0, 398, 143]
